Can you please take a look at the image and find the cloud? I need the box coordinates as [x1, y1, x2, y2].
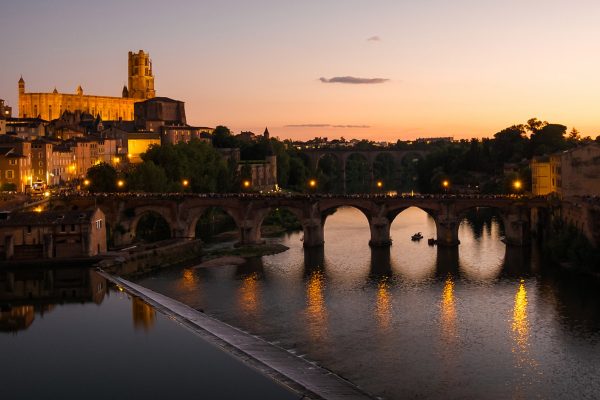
[285, 124, 370, 129]
[366, 35, 381, 42]
[319, 76, 389, 84]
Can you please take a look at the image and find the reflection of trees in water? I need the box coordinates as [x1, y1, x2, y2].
[538, 267, 600, 334]
[461, 208, 505, 239]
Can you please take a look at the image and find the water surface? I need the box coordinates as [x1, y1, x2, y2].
[139, 207, 600, 399]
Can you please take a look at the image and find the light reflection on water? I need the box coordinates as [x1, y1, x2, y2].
[138, 206, 600, 400]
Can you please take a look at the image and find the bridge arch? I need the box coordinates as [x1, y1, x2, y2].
[129, 207, 175, 243]
[184, 206, 241, 241]
[373, 152, 396, 190]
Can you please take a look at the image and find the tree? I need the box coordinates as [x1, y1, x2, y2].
[86, 163, 118, 192]
[530, 123, 568, 156]
[212, 125, 238, 148]
[128, 161, 173, 192]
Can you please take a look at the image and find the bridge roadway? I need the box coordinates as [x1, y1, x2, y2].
[56, 193, 551, 248]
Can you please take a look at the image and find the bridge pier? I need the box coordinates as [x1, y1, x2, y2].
[238, 222, 264, 246]
[369, 217, 392, 247]
[302, 221, 324, 247]
[435, 219, 460, 246]
[503, 216, 530, 246]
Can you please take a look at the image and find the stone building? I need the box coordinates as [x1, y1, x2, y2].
[531, 144, 600, 197]
[18, 50, 155, 121]
[0, 136, 32, 191]
[0, 208, 107, 260]
[239, 155, 278, 191]
[5, 117, 47, 139]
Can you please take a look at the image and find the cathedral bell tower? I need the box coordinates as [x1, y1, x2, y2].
[127, 50, 156, 100]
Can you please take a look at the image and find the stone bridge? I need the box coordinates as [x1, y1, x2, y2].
[53, 194, 550, 248]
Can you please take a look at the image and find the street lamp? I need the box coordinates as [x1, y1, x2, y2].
[376, 180, 383, 189]
[117, 179, 125, 189]
[308, 179, 317, 190]
[513, 179, 522, 195]
[242, 180, 251, 190]
[442, 179, 450, 193]
[182, 179, 189, 188]
[83, 179, 90, 187]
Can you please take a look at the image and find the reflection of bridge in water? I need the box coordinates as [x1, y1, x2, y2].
[57, 194, 550, 248]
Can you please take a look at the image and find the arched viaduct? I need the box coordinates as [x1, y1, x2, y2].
[52, 194, 550, 248]
[303, 149, 427, 192]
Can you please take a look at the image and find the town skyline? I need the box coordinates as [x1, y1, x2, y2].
[2, 1, 600, 141]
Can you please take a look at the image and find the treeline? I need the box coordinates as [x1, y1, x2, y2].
[85, 119, 599, 194]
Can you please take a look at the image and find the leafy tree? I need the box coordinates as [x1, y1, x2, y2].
[86, 163, 118, 192]
[128, 161, 173, 192]
[212, 125, 238, 148]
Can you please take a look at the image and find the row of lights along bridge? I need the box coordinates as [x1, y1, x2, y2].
[76, 178, 524, 194]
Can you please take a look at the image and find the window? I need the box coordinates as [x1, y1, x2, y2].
[9, 159, 16, 165]
[26, 226, 31, 234]
[95, 219, 103, 230]
[61, 224, 66, 232]
[39, 161, 43, 167]
[5, 170, 13, 179]
[71, 224, 76, 232]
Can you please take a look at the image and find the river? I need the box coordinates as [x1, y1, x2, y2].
[137, 206, 600, 399]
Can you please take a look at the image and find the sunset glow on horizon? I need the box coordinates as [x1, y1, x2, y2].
[2, 0, 600, 141]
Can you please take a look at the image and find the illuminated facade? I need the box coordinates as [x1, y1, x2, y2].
[18, 50, 155, 121]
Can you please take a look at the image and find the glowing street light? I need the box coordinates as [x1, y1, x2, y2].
[442, 179, 450, 189]
[117, 179, 125, 189]
[376, 180, 383, 189]
[243, 180, 251, 189]
[513, 180, 522, 191]
[308, 179, 317, 189]
[83, 179, 90, 187]
[182, 179, 189, 187]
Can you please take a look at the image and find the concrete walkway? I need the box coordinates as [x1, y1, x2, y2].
[99, 271, 377, 400]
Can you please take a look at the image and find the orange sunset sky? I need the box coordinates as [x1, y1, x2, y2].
[1, 0, 599, 141]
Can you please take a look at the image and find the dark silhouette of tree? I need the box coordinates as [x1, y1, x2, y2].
[86, 163, 118, 192]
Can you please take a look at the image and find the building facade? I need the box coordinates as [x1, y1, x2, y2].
[0, 208, 107, 260]
[18, 50, 155, 121]
[531, 144, 600, 197]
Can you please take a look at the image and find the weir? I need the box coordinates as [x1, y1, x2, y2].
[99, 271, 376, 400]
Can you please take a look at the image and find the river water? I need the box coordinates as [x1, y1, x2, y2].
[138, 207, 600, 400]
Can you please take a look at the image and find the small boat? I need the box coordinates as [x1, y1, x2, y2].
[428, 238, 436, 246]
[411, 232, 423, 241]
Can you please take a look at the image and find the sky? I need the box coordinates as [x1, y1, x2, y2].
[1, 0, 600, 141]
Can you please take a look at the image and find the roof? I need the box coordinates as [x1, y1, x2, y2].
[138, 97, 182, 104]
[0, 209, 99, 226]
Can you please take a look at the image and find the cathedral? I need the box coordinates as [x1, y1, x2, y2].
[18, 50, 156, 121]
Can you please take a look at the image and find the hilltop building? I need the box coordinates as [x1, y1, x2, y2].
[18, 50, 155, 121]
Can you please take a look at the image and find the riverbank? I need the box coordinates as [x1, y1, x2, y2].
[97, 240, 204, 278]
